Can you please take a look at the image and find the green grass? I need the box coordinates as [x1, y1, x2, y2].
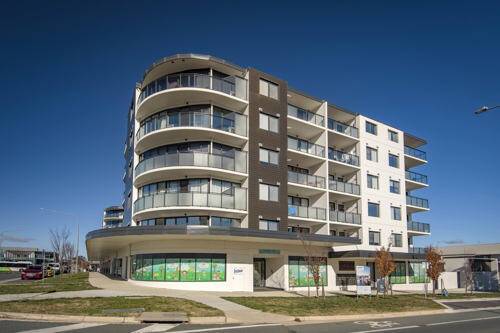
[0, 272, 98, 294]
[223, 295, 444, 316]
[0, 296, 223, 317]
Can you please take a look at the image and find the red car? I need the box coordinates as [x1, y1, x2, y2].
[20, 265, 44, 280]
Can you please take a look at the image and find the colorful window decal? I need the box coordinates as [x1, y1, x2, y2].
[288, 256, 327, 287]
[131, 254, 226, 282]
[409, 262, 429, 283]
[390, 261, 407, 284]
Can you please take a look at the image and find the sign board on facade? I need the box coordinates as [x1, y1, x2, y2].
[356, 265, 371, 296]
[258, 249, 281, 255]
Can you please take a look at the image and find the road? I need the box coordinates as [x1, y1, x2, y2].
[0, 272, 20, 283]
[1, 301, 500, 333]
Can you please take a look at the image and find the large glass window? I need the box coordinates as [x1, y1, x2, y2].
[259, 148, 279, 165]
[259, 113, 279, 133]
[409, 262, 428, 283]
[389, 153, 399, 168]
[367, 174, 379, 189]
[211, 216, 240, 228]
[366, 146, 378, 162]
[368, 202, 380, 217]
[259, 183, 279, 201]
[390, 261, 406, 284]
[259, 79, 279, 100]
[369, 231, 381, 245]
[288, 256, 327, 287]
[132, 254, 226, 282]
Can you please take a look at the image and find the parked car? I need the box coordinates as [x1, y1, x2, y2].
[45, 266, 54, 277]
[48, 263, 60, 275]
[20, 265, 44, 280]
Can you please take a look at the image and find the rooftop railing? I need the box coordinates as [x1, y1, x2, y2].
[134, 189, 247, 213]
[406, 195, 429, 209]
[287, 104, 324, 126]
[138, 73, 248, 104]
[288, 205, 327, 220]
[405, 170, 428, 184]
[328, 148, 360, 166]
[407, 221, 431, 233]
[404, 145, 427, 160]
[328, 118, 359, 138]
[288, 170, 326, 189]
[329, 180, 360, 196]
[329, 211, 362, 225]
[288, 137, 325, 158]
[135, 151, 247, 176]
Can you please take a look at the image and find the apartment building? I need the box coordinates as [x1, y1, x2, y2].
[86, 54, 431, 292]
[102, 206, 124, 228]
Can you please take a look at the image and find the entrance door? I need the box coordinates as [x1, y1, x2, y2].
[253, 258, 266, 287]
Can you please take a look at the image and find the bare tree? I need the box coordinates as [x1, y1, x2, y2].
[298, 232, 326, 298]
[464, 258, 474, 294]
[426, 246, 445, 295]
[49, 226, 74, 268]
[375, 246, 396, 296]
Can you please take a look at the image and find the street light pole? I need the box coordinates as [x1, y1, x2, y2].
[474, 105, 500, 114]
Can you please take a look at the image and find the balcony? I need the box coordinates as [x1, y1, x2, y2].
[287, 105, 324, 127]
[329, 211, 362, 225]
[405, 170, 428, 190]
[288, 205, 327, 221]
[288, 136, 325, 161]
[407, 221, 431, 234]
[404, 145, 427, 168]
[328, 118, 359, 138]
[329, 180, 361, 198]
[135, 112, 247, 151]
[135, 151, 247, 186]
[288, 170, 326, 189]
[409, 247, 427, 255]
[406, 195, 430, 212]
[133, 189, 247, 219]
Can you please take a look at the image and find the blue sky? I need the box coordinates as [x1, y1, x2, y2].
[1, 1, 499, 255]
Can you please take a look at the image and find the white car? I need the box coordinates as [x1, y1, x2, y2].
[48, 263, 61, 274]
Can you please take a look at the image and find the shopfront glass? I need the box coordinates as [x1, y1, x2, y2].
[288, 256, 327, 287]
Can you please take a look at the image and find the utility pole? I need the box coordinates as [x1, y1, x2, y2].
[75, 224, 79, 273]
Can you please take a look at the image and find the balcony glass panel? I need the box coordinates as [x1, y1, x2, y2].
[287, 137, 325, 158]
[288, 170, 326, 188]
[329, 211, 362, 225]
[405, 170, 428, 184]
[406, 195, 429, 209]
[288, 205, 327, 220]
[329, 180, 360, 195]
[134, 188, 247, 212]
[138, 73, 248, 103]
[328, 148, 360, 166]
[404, 145, 427, 160]
[287, 105, 324, 126]
[136, 151, 247, 176]
[407, 221, 430, 233]
[328, 118, 359, 138]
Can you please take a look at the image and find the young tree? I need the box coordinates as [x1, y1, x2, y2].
[464, 258, 474, 294]
[49, 226, 73, 269]
[425, 246, 445, 295]
[375, 246, 395, 296]
[298, 232, 326, 298]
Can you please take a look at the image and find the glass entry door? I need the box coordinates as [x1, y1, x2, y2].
[253, 258, 266, 287]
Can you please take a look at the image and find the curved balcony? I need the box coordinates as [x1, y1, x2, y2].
[134, 151, 247, 187]
[135, 112, 247, 152]
[137, 73, 248, 121]
[329, 211, 362, 226]
[133, 189, 247, 221]
[288, 205, 327, 221]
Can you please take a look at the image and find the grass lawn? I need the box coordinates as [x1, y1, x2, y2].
[0, 296, 223, 317]
[223, 295, 444, 316]
[0, 272, 98, 294]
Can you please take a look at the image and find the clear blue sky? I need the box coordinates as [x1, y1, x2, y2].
[1, 1, 499, 255]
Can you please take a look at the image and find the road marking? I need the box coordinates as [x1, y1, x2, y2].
[168, 323, 283, 333]
[16, 323, 106, 333]
[426, 315, 500, 326]
[131, 323, 179, 332]
[354, 320, 400, 328]
[348, 326, 419, 333]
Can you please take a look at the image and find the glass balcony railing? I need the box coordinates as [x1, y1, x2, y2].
[329, 180, 360, 195]
[103, 223, 123, 229]
[287, 105, 324, 126]
[406, 195, 429, 209]
[288, 170, 326, 188]
[138, 73, 248, 104]
[104, 212, 123, 218]
[407, 221, 431, 233]
[136, 112, 247, 140]
[134, 189, 247, 213]
[409, 247, 427, 255]
[404, 145, 427, 160]
[328, 148, 360, 166]
[328, 118, 359, 138]
[288, 205, 327, 220]
[329, 211, 362, 225]
[135, 151, 247, 176]
[288, 137, 325, 158]
[405, 170, 428, 184]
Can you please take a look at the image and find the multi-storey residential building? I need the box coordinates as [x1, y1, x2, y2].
[102, 206, 124, 228]
[86, 54, 430, 292]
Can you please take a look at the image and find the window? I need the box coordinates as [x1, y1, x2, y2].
[367, 174, 379, 189]
[259, 219, 279, 231]
[391, 206, 402, 221]
[368, 202, 380, 217]
[211, 217, 240, 228]
[409, 262, 428, 283]
[259, 183, 279, 201]
[389, 153, 399, 168]
[390, 262, 406, 284]
[369, 231, 381, 245]
[391, 233, 403, 247]
[259, 113, 279, 133]
[339, 261, 355, 271]
[388, 130, 399, 143]
[259, 79, 279, 100]
[288, 195, 309, 207]
[259, 148, 279, 165]
[366, 146, 378, 162]
[389, 180, 400, 194]
[366, 121, 377, 135]
[289, 256, 327, 287]
[288, 226, 310, 234]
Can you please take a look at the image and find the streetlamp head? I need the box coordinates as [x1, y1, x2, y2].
[474, 106, 490, 114]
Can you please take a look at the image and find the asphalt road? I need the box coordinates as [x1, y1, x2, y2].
[0, 272, 20, 282]
[1, 301, 500, 333]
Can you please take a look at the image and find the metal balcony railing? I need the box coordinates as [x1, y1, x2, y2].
[288, 170, 326, 188]
[406, 195, 429, 209]
[405, 170, 428, 184]
[288, 137, 325, 158]
[328, 148, 360, 166]
[329, 180, 360, 195]
[404, 145, 427, 160]
[329, 211, 362, 225]
[328, 118, 359, 138]
[288, 205, 327, 220]
[287, 105, 324, 126]
[407, 221, 431, 233]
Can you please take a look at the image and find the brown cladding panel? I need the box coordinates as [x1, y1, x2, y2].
[247, 69, 288, 232]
